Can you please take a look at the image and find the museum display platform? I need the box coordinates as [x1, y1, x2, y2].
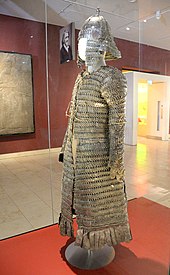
[0, 197, 169, 275]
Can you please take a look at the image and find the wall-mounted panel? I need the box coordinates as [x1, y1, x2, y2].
[0, 51, 35, 136]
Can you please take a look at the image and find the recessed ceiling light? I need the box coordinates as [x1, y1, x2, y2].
[129, 0, 136, 2]
[143, 19, 147, 23]
[126, 27, 130, 30]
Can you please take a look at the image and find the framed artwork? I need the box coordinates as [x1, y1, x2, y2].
[59, 22, 75, 64]
[0, 51, 35, 136]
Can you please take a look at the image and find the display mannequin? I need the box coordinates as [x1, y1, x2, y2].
[64, 37, 116, 269]
[78, 37, 106, 73]
[59, 9, 132, 269]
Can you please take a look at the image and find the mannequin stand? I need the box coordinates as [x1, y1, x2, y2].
[65, 241, 115, 270]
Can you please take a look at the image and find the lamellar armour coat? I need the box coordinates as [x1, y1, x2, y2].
[59, 66, 132, 250]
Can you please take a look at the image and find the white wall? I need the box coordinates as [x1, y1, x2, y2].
[124, 72, 138, 145]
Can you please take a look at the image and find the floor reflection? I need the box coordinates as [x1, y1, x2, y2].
[0, 137, 170, 239]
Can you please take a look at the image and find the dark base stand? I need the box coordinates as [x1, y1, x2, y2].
[65, 241, 115, 270]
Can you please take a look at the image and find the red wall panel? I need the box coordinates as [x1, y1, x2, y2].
[47, 25, 80, 148]
[0, 14, 169, 154]
[110, 38, 170, 76]
[0, 15, 48, 154]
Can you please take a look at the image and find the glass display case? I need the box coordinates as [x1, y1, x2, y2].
[0, 0, 169, 240]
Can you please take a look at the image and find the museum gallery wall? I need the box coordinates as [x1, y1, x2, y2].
[0, 13, 170, 154]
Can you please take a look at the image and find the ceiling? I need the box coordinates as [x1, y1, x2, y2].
[0, 0, 170, 50]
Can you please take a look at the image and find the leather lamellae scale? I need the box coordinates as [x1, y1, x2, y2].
[59, 65, 132, 250]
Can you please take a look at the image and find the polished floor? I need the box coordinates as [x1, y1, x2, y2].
[0, 137, 170, 240]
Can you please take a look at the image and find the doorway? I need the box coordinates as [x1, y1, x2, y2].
[124, 72, 170, 145]
[138, 80, 167, 139]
